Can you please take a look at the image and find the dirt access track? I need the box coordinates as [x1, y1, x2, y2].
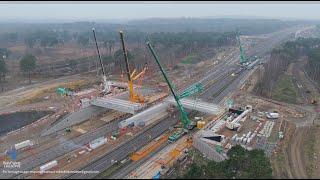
[0, 73, 92, 113]
[272, 59, 320, 179]
[286, 127, 309, 178]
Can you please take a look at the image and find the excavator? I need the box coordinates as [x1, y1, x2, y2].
[119, 31, 147, 103]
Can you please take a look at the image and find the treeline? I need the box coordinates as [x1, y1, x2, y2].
[73, 31, 237, 68]
[306, 46, 320, 84]
[255, 37, 320, 97]
[127, 18, 305, 34]
[0, 18, 306, 48]
[180, 145, 272, 179]
[24, 30, 66, 48]
[150, 31, 236, 50]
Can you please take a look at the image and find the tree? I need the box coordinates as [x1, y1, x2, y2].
[20, 54, 37, 84]
[25, 37, 36, 48]
[69, 59, 78, 73]
[113, 49, 134, 69]
[103, 40, 115, 54]
[0, 48, 11, 58]
[182, 145, 272, 179]
[77, 35, 89, 47]
[183, 163, 203, 179]
[108, 40, 115, 54]
[102, 55, 114, 66]
[0, 56, 7, 91]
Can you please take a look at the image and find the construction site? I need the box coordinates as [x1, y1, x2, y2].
[1, 6, 320, 179]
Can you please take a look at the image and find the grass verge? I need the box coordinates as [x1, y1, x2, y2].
[272, 74, 299, 104]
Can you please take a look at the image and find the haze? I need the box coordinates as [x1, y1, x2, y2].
[1, 2, 320, 22]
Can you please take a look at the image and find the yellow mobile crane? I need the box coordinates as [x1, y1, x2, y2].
[119, 31, 147, 103]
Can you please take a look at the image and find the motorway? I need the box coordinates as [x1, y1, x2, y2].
[65, 41, 242, 180]
[2, 116, 129, 179]
[66, 112, 179, 179]
[65, 26, 305, 179]
[0, 26, 306, 179]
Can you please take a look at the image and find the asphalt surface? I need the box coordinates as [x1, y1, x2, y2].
[2, 117, 126, 179]
[65, 45, 243, 179]
[0, 26, 305, 179]
[91, 26, 306, 179]
[66, 113, 179, 179]
[62, 26, 304, 179]
[109, 141, 170, 179]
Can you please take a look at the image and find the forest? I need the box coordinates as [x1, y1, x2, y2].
[254, 37, 320, 99]
[181, 145, 273, 179]
[0, 18, 311, 91]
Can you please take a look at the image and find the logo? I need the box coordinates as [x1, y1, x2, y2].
[5, 149, 17, 161]
[3, 148, 20, 169]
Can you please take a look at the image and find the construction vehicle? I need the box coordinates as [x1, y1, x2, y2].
[56, 87, 72, 96]
[130, 133, 169, 161]
[236, 30, 259, 68]
[119, 31, 147, 103]
[65, 128, 71, 133]
[236, 30, 248, 65]
[147, 41, 203, 142]
[92, 28, 114, 95]
[167, 129, 187, 143]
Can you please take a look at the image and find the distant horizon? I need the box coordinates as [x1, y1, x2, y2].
[1, 3, 320, 23]
[0, 15, 317, 24]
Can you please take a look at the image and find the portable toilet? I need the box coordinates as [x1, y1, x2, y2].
[215, 144, 223, 154]
[197, 121, 205, 129]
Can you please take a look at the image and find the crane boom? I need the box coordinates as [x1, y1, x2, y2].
[147, 42, 192, 129]
[119, 31, 145, 103]
[236, 30, 247, 64]
[130, 69, 137, 79]
[179, 83, 203, 99]
[119, 31, 132, 82]
[132, 67, 147, 81]
[92, 28, 112, 94]
[92, 28, 106, 76]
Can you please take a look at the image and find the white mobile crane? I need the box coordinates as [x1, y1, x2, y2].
[92, 28, 115, 94]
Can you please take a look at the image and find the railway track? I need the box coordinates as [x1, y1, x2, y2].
[65, 113, 179, 179]
[64, 26, 307, 179]
[5, 116, 128, 179]
[61, 49, 240, 179]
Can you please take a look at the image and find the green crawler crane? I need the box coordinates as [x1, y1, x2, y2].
[147, 42, 203, 142]
[236, 30, 248, 65]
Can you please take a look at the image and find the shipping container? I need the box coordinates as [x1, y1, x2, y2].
[137, 121, 145, 127]
[236, 137, 241, 143]
[89, 137, 107, 150]
[40, 160, 58, 173]
[243, 138, 247, 144]
[266, 112, 279, 119]
[78, 150, 86, 155]
[246, 131, 252, 138]
[231, 134, 237, 141]
[15, 140, 33, 150]
[239, 137, 244, 143]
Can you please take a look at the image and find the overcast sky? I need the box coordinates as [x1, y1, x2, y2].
[1, 2, 320, 22]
